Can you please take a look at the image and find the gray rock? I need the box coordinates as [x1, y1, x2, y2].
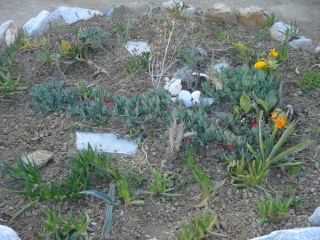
[239, 6, 268, 29]
[0, 225, 21, 240]
[22, 150, 54, 168]
[125, 41, 150, 56]
[103, 4, 127, 18]
[288, 36, 313, 52]
[269, 22, 299, 42]
[0, 20, 17, 46]
[250, 227, 320, 240]
[205, 3, 238, 25]
[309, 207, 320, 226]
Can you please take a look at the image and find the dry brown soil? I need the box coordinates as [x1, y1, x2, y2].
[0, 2, 320, 240]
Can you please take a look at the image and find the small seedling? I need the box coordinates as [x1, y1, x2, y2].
[191, 164, 225, 207]
[299, 69, 320, 91]
[116, 178, 145, 220]
[176, 209, 228, 239]
[0, 71, 27, 100]
[149, 162, 181, 202]
[256, 192, 293, 224]
[40, 208, 92, 239]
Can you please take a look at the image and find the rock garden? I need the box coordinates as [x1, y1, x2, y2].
[0, 1, 320, 240]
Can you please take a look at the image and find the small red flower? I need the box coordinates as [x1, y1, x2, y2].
[100, 97, 105, 101]
[108, 102, 113, 109]
[217, 145, 223, 150]
[185, 139, 191, 145]
[126, 93, 132, 98]
[166, 107, 170, 111]
[78, 99, 83, 105]
[251, 123, 258, 128]
[234, 125, 239, 129]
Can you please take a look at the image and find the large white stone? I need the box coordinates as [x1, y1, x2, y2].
[170, 84, 182, 96]
[178, 90, 192, 102]
[183, 99, 193, 107]
[269, 22, 299, 42]
[309, 207, 320, 226]
[23, 7, 102, 37]
[125, 41, 150, 56]
[250, 227, 320, 240]
[191, 90, 201, 100]
[23, 10, 52, 37]
[0, 21, 17, 46]
[50, 7, 101, 25]
[168, 79, 182, 93]
[0, 225, 21, 240]
[76, 132, 140, 155]
[315, 45, 320, 55]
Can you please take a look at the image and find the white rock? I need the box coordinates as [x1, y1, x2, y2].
[22, 150, 54, 168]
[309, 207, 320, 226]
[250, 227, 320, 240]
[0, 20, 17, 45]
[178, 90, 192, 102]
[0, 225, 21, 240]
[288, 36, 312, 52]
[164, 77, 170, 82]
[23, 7, 102, 37]
[76, 132, 140, 155]
[164, 85, 169, 90]
[183, 99, 193, 107]
[23, 10, 52, 37]
[50, 7, 101, 24]
[191, 90, 201, 100]
[0, 20, 14, 38]
[171, 97, 177, 103]
[269, 22, 298, 42]
[170, 84, 182, 96]
[5, 27, 17, 46]
[203, 98, 214, 105]
[168, 79, 182, 93]
[170, 78, 178, 83]
[125, 41, 150, 56]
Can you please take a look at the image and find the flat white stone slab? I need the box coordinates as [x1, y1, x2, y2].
[76, 132, 140, 155]
[125, 41, 150, 56]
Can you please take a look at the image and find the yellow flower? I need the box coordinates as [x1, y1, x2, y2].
[274, 117, 286, 129]
[271, 112, 278, 119]
[269, 48, 279, 57]
[254, 61, 266, 69]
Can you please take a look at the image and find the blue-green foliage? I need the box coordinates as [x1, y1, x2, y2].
[30, 81, 80, 117]
[202, 66, 280, 105]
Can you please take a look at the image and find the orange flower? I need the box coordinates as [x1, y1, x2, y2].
[254, 61, 267, 69]
[269, 48, 279, 57]
[274, 117, 286, 129]
[271, 112, 278, 119]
